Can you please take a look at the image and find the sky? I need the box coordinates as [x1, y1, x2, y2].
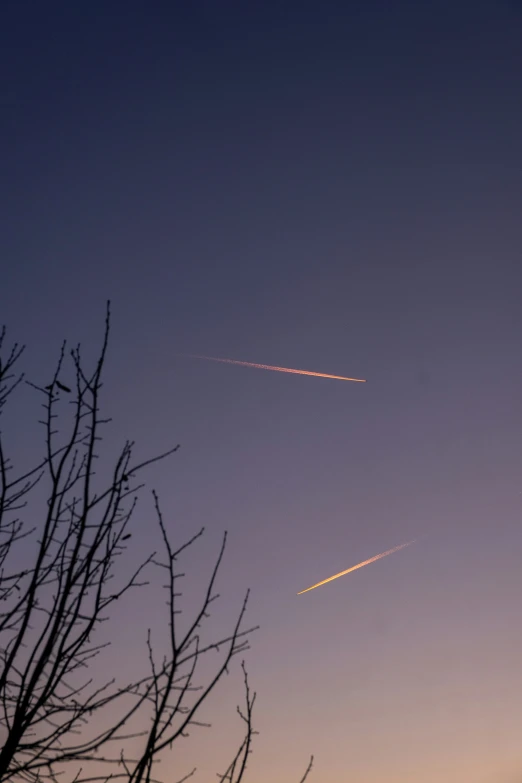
[1, 0, 522, 780]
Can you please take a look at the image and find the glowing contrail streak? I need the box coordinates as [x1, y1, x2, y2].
[185, 355, 366, 383]
[297, 539, 416, 595]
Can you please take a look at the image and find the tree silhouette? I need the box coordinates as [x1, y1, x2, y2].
[0, 304, 313, 783]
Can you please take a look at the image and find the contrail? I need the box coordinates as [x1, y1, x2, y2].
[297, 539, 416, 595]
[185, 354, 366, 383]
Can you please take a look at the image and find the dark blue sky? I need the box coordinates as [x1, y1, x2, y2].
[2, 2, 522, 781]
[3, 0, 521, 342]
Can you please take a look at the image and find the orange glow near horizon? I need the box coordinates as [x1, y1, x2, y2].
[185, 354, 367, 383]
[297, 539, 417, 594]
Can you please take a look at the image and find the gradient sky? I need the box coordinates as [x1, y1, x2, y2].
[2, 1, 522, 781]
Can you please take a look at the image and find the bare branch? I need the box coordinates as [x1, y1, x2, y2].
[297, 756, 314, 783]
[0, 303, 313, 783]
[216, 662, 257, 783]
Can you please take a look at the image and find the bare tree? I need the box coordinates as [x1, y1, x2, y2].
[0, 305, 313, 783]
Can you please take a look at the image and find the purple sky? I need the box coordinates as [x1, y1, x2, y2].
[2, 1, 522, 780]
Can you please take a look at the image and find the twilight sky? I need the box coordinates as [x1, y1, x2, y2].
[2, 1, 522, 780]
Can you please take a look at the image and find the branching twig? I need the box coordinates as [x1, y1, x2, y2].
[0, 303, 313, 783]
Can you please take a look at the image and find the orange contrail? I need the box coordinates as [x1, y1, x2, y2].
[185, 355, 366, 383]
[297, 539, 416, 595]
